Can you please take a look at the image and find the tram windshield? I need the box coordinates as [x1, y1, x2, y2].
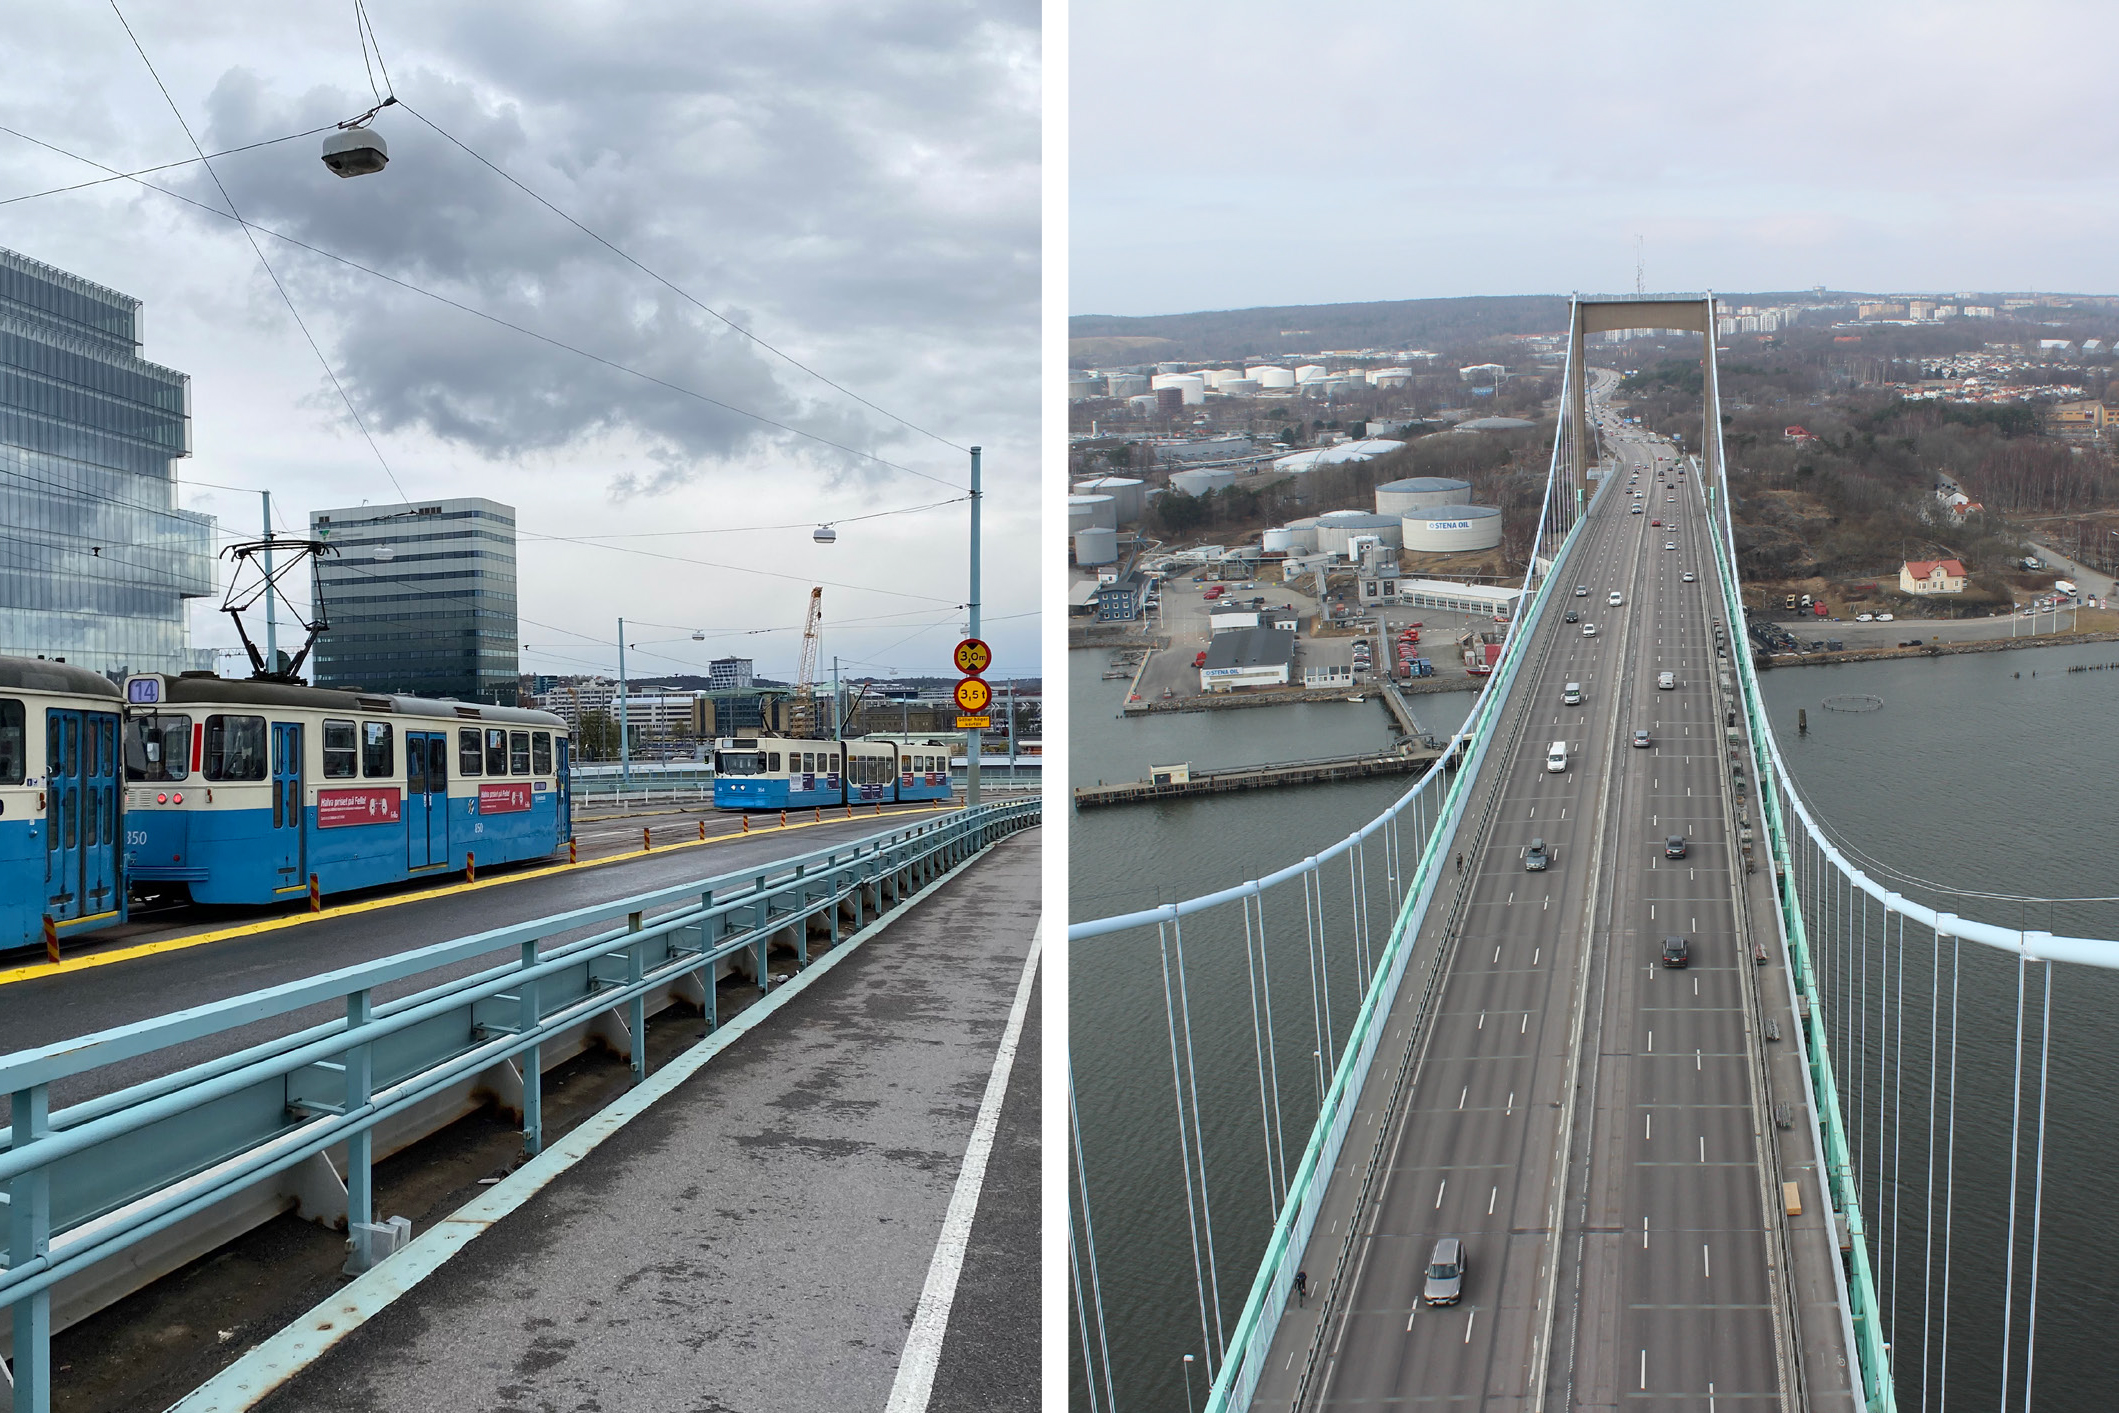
[716, 750, 766, 776]
[124, 714, 192, 782]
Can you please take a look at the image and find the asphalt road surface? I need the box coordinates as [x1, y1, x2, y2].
[1273, 424, 1788, 1409]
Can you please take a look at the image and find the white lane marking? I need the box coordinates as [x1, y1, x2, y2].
[885, 923, 1042, 1413]
[1478, 1010, 1486, 1030]
[1647, 1030, 1653, 1053]
[1645, 1112, 1652, 1140]
[1640, 1349, 1647, 1390]
[1406, 1305, 1417, 1333]
[1703, 1244, 1711, 1279]
[1459, 1087, 1467, 1111]
[1696, 1049, 1702, 1071]
[1694, 977, 1699, 996]
[1436, 1179, 1447, 1209]
[1700, 1135, 1706, 1163]
[1521, 1014, 1529, 1034]
[1543, 896, 1550, 911]
[1507, 1092, 1515, 1115]
[1465, 1308, 1477, 1344]
[1533, 947, 1541, 966]
[1650, 904, 1656, 918]
[1643, 1216, 1649, 1249]
[1489, 1186, 1498, 1215]
[1494, 945, 1502, 964]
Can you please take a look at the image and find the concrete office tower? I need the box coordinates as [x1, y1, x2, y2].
[309, 497, 520, 704]
[708, 657, 754, 691]
[0, 247, 216, 675]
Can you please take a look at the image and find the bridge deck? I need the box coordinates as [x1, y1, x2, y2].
[210, 827, 1042, 1413]
[1247, 418, 1854, 1411]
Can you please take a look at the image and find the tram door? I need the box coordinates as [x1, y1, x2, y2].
[44, 709, 120, 921]
[555, 737, 572, 841]
[270, 722, 304, 890]
[405, 731, 449, 868]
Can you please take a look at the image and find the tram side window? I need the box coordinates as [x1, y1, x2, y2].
[203, 715, 268, 781]
[509, 730, 530, 775]
[716, 750, 762, 775]
[768, 752, 781, 772]
[459, 728, 483, 777]
[485, 729, 507, 776]
[532, 732, 552, 775]
[361, 722, 394, 779]
[0, 699, 22, 785]
[322, 720, 358, 778]
[122, 712, 190, 783]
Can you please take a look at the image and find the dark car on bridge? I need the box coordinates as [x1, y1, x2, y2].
[1662, 935, 1690, 968]
[1423, 1237, 1466, 1305]
[1665, 834, 1688, 859]
[1524, 838, 1549, 871]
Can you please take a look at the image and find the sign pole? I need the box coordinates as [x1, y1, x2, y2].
[966, 445, 981, 807]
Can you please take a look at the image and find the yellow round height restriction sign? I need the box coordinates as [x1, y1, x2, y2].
[954, 638, 992, 676]
[954, 676, 992, 714]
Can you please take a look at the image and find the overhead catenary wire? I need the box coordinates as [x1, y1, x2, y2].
[394, 98, 970, 460]
[0, 124, 968, 492]
[109, 0, 413, 512]
[0, 123, 338, 207]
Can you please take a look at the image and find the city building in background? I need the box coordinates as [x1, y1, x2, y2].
[309, 497, 519, 703]
[0, 246, 216, 675]
[707, 656, 754, 691]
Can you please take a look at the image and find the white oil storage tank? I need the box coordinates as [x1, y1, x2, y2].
[1314, 511, 1402, 556]
[1295, 364, 1327, 384]
[1127, 394, 1159, 415]
[1261, 526, 1297, 554]
[1067, 371, 1099, 401]
[1283, 516, 1320, 552]
[1401, 504, 1503, 553]
[1069, 499, 1095, 533]
[1073, 476, 1146, 523]
[1106, 373, 1149, 398]
[1374, 476, 1473, 515]
[1169, 466, 1238, 497]
[1074, 526, 1119, 566]
[1151, 373, 1206, 405]
[1248, 365, 1295, 389]
[1219, 378, 1261, 397]
[1070, 493, 1118, 530]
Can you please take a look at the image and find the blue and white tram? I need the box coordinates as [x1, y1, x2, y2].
[895, 736, 955, 804]
[0, 656, 128, 949]
[121, 674, 571, 905]
[711, 735, 918, 811]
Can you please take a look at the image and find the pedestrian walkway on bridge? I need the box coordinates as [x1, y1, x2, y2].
[165, 829, 1041, 1413]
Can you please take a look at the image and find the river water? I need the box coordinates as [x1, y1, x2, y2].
[1069, 638, 2119, 1411]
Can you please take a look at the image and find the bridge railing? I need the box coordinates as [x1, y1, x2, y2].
[1068, 365, 1597, 1412]
[0, 798, 1039, 1410]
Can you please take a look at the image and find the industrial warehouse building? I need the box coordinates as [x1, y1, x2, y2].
[1397, 579, 1523, 619]
[1199, 626, 1295, 691]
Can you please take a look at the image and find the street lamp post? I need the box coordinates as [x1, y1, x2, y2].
[617, 617, 630, 786]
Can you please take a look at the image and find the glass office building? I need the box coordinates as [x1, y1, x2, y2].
[0, 247, 216, 675]
[309, 497, 519, 704]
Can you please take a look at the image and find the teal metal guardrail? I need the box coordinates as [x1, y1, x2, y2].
[1, 798, 1038, 1413]
[1159, 415, 1604, 1413]
[1701, 425, 1894, 1409]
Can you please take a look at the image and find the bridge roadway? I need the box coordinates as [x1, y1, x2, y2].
[1251, 431, 1804, 1410]
[1, 810, 1039, 1413]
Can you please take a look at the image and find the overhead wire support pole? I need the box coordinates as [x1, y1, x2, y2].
[618, 617, 630, 787]
[966, 446, 982, 807]
[262, 490, 276, 672]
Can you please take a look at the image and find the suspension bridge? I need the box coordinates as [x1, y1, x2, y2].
[1070, 295, 2107, 1412]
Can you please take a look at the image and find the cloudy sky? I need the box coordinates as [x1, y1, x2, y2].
[1073, 0, 2119, 317]
[2, 0, 1038, 686]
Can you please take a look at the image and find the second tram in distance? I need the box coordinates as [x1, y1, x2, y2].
[709, 734, 955, 811]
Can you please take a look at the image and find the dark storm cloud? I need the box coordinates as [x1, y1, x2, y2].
[167, 0, 1037, 492]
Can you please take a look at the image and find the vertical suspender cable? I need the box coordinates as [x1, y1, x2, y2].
[1169, 915, 1227, 1365]
[1314, 867, 1338, 1065]
[1922, 919, 1938, 1413]
[1892, 906, 1906, 1352]
[1301, 871, 1327, 1105]
[1240, 895, 1280, 1218]
[1940, 930, 1959, 1413]
[1069, 1060, 1119, 1413]
[1158, 925, 1214, 1377]
[1256, 890, 1290, 1200]
[1066, 1209, 1103, 1413]
[2021, 960, 2052, 1413]
[1998, 950, 2026, 1407]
